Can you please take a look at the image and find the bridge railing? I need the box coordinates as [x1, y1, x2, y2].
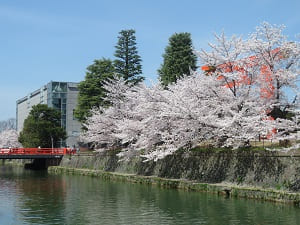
[0, 148, 75, 155]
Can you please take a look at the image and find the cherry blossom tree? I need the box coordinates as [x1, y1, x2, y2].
[248, 22, 300, 119]
[81, 22, 300, 161]
[0, 129, 22, 148]
[197, 21, 299, 141]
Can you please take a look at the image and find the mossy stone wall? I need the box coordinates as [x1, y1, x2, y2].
[60, 149, 300, 192]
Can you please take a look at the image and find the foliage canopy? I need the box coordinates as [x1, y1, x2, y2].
[74, 58, 115, 122]
[114, 29, 144, 84]
[81, 23, 300, 161]
[158, 32, 197, 86]
[18, 104, 66, 148]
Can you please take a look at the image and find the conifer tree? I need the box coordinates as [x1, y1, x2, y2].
[114, 29, 144, 84]
[74, 58, 115, 122]
[158, 32, 197, 86]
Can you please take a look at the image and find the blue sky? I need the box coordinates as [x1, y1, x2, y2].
[0, 0, 299, 121]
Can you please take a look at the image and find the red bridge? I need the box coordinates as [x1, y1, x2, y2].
[0, 147, 76, 170]
[0, 147, 75, 159]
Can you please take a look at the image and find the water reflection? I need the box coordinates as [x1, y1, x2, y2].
[0, 165, 67, 224]
[1, 165, 300, 225]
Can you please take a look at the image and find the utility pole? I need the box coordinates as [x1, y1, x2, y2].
[50, 136, 53, 149]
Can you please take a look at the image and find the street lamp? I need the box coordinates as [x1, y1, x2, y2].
[295, 109, 300, 143]
[50, 135, 53, 149]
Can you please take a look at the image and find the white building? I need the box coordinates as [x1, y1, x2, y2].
[16, 81, 81, 147]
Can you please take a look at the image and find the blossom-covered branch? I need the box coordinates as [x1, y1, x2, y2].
[81, 23, 299, 161]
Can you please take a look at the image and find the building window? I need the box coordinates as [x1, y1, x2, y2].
[52, 82, 67, 93]
[73, 109, 76, 120]
[61, 119, 66, 128]
[72, 131, 80, 136]
[68, 87, 78, 91]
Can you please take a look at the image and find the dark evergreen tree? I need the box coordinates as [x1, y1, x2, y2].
[74, 58, 115, 122]
[18, 104, 66, 148]
[158, 32, 197, 86]
[114, 29, 144, 84]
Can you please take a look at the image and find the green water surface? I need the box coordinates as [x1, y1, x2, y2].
[0, 165, 300, 225]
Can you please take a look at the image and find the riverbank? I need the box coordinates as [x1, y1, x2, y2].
[58, 149, 300, 191]
[44, 148, 300, 205]
[48, 166, 300, 205]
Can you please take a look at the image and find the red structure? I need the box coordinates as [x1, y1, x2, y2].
[0, 147, 76, 158]
[201, 48, 286, 138]
[201, 47, 285, 99]
[0, 147, 77, 169]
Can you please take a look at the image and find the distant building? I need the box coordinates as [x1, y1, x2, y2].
[16, 81, 81, 147]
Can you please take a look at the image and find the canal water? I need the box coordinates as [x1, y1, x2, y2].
[1, 165, 300, 225]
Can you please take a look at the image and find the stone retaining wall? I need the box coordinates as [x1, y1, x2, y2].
[59, 149, 300, 192]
